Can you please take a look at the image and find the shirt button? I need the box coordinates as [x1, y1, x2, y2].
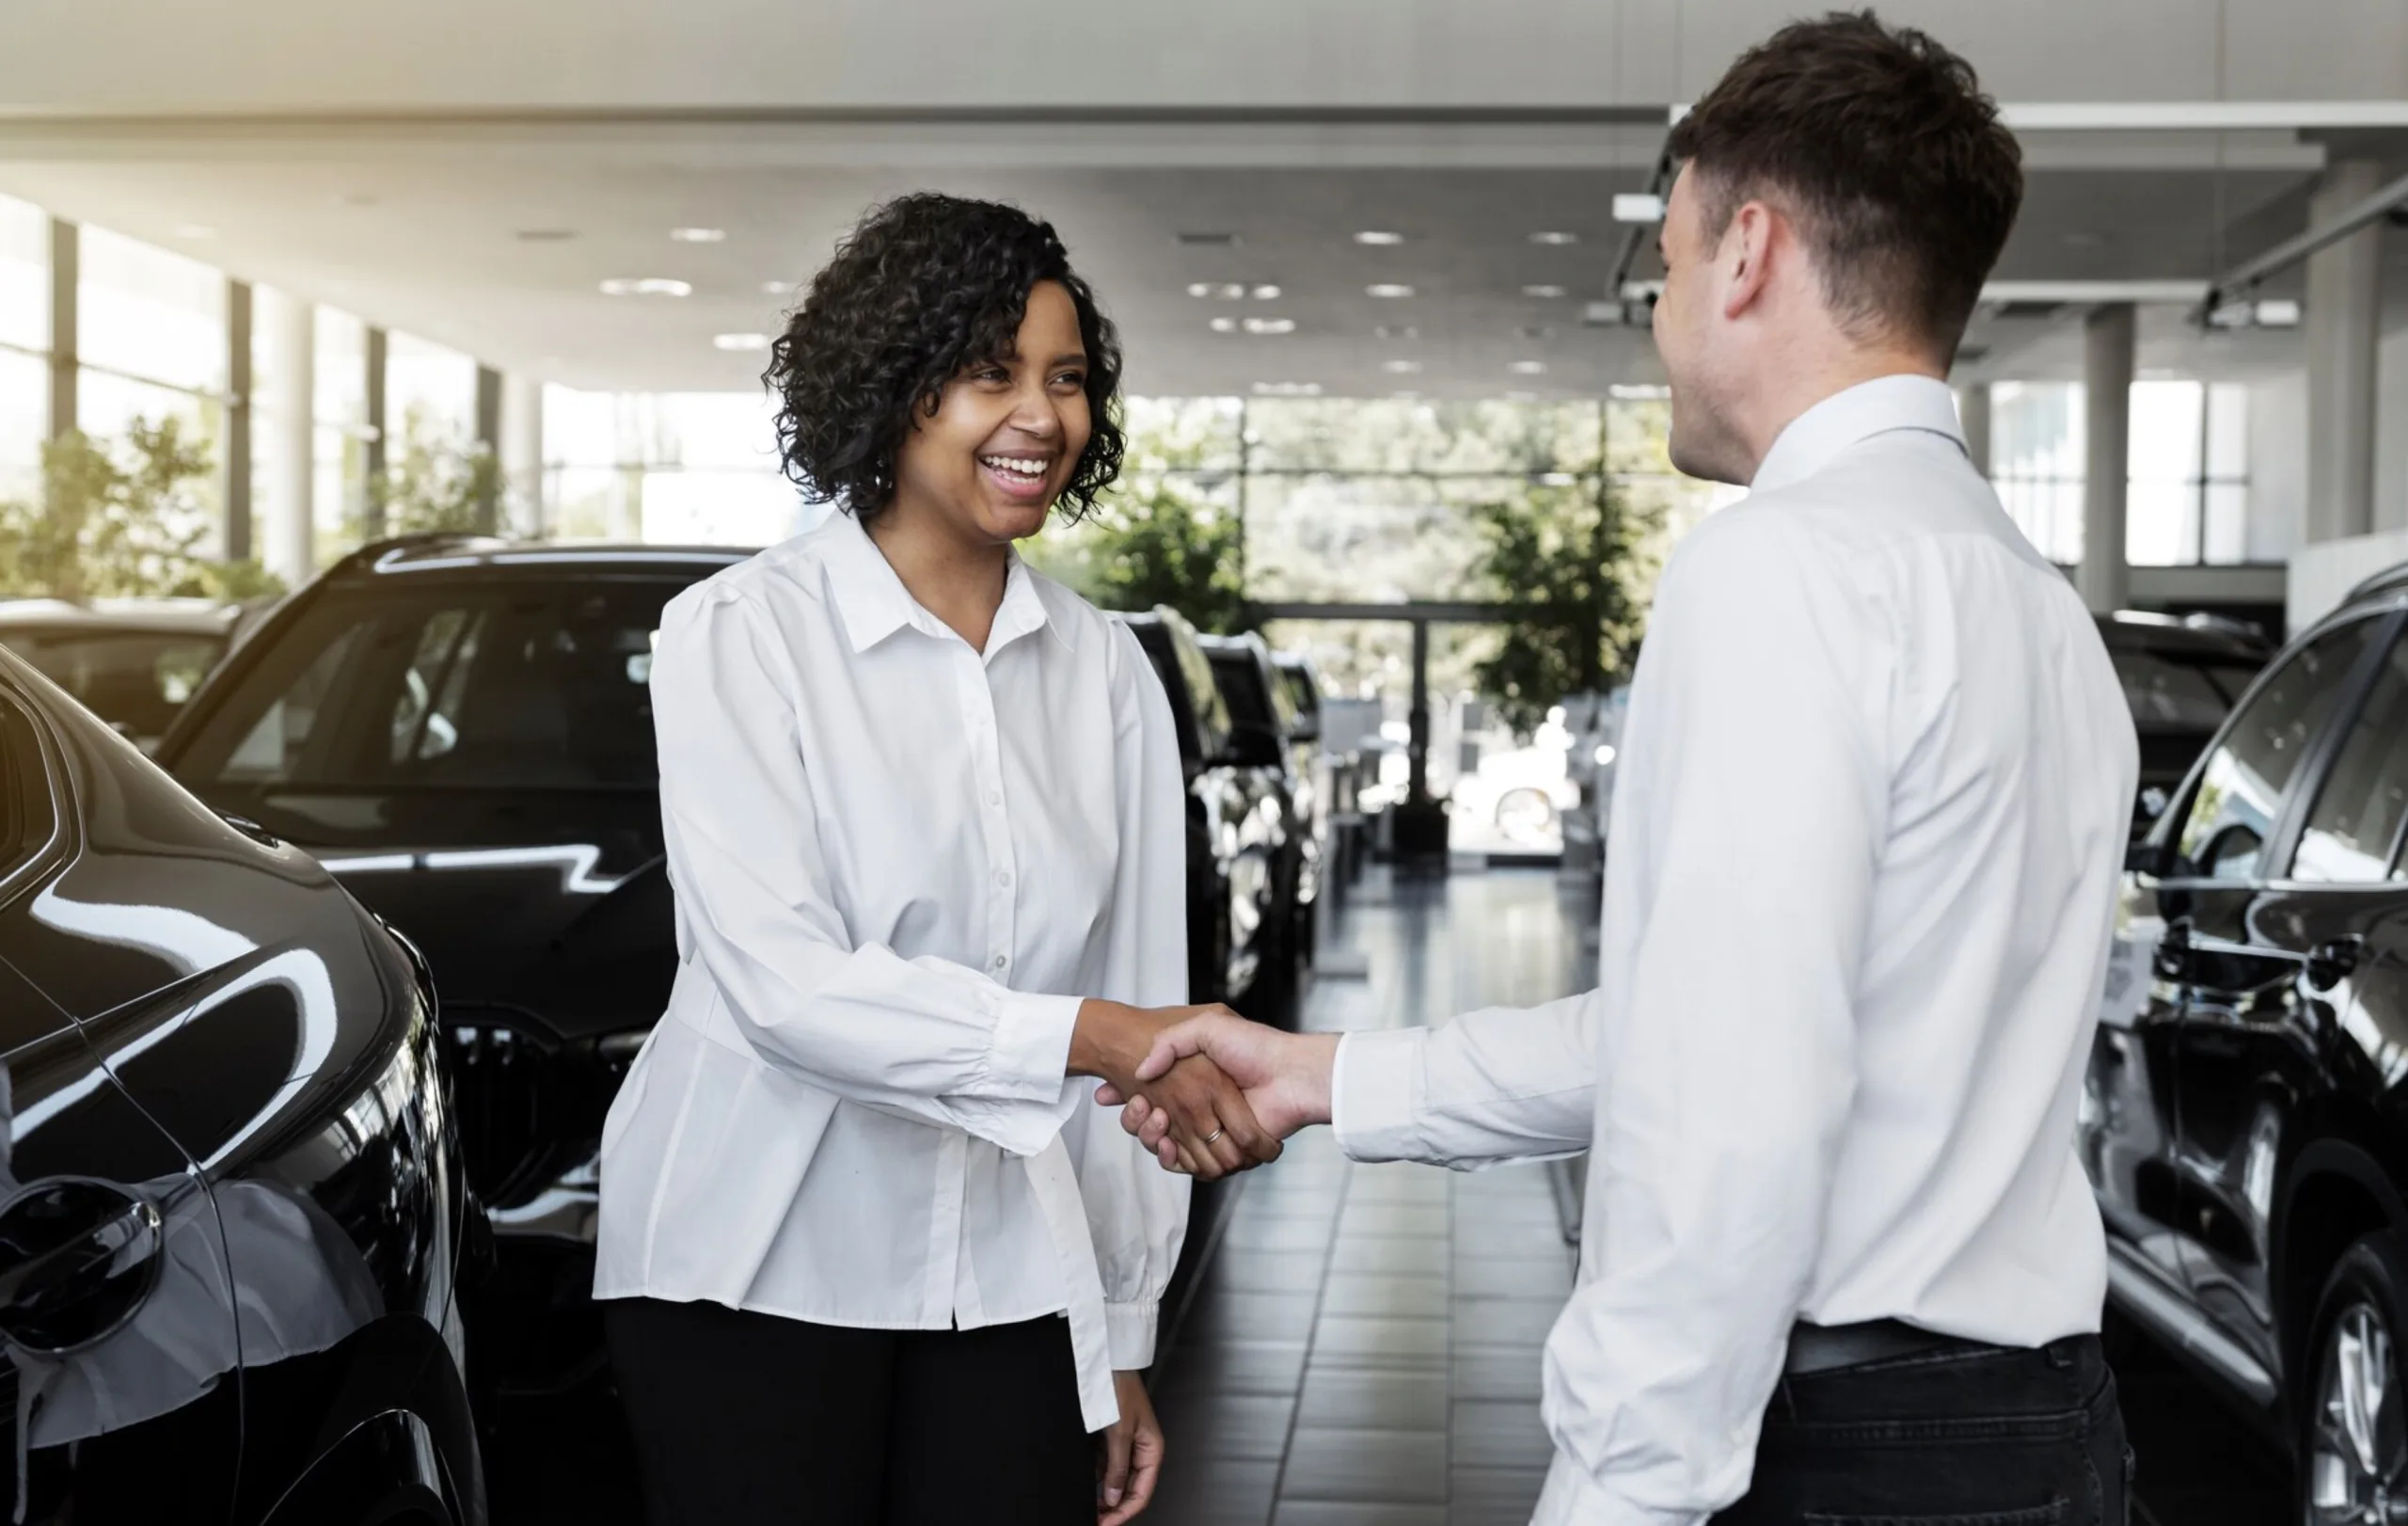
[989, 790, 1003, 806]
[996, 870, 1012, 887]
[992, 954, 1008, 970]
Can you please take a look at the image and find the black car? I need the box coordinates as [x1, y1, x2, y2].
[1121, 609, 1290, 1019]
[0, 596, 244, 754]
[2084, 565, 2408, 1520]
[1198, 631, 1319, 1009]
[0, 644, 480, 1523]
[153, 536, 744, 1394]
[2098, 611, 2272, 839]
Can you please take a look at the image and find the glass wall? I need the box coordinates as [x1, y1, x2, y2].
[1992, 379, 2255, 568]
[543, 387, 811, 547]
[313, 308, 371, 564]
[0, 192, 43, 501]
[74, 224, 226, 542]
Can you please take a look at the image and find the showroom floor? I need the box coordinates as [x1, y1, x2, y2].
[489, 866, 2290, 1524]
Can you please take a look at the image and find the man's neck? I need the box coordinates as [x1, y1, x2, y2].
[1735, 343, 1946, 485]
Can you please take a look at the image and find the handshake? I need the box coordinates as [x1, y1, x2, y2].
[1070, 1000, 1341, 1180]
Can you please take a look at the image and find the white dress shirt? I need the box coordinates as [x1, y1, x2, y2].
[594, 509, 1190, 1434]
[1333, 376, 2137, 1523]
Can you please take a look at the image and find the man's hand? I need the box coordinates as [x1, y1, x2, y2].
[1098, 1011, 1339, 1172]
[1070, 1000, 1281, 1179]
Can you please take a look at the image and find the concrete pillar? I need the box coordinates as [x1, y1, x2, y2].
[262, 294, 315, 586]
[1957, 382, 1993, 480]
[363, 326, 388, 540]
[500, 373, 545, 538]
[224, 280, 253, 563]
[2305, 158, 2384, 545]
[2078, 303, 2135, 614]
[473, 363, 502, 533]
[46, 218, 75, 439]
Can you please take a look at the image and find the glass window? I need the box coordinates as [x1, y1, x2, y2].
[0, 347, 44, 503]
[2176, 619, 2382, 881]
[175, 579, 696, 791]
[77, 226, 226, 395]
[1992, 381, 2085, 565]
[75, 371, 224, 532]
[0, 192, 47, 356]
[386, 331, 478, 449]
[2110, 648, 2263, 733]
[0, 628, 227, 750]
[0, 692, 55, 884]
[2292, 635, 2408, 883]
[315, 309, 369, 563]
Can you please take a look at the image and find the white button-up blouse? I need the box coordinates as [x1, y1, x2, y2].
[594, 510, 1191, 1433]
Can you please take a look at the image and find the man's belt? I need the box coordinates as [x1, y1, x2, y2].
[1783, 1318, 1989, 1376]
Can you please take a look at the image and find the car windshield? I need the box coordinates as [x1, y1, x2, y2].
[169, 579, 693, 792]
[2109, 646, 2264, 734]
[1209, 651, 1276, 729]
[0, 628, 226, 743]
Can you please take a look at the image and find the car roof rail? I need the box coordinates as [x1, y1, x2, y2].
[2343, 561, 2408, 605]
[325, 531, 499, 577]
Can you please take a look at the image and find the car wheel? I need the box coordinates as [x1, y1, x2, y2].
[2300, 1232, 2408, 1525]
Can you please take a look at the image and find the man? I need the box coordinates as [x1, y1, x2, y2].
[1102, 13, 2139, 1525]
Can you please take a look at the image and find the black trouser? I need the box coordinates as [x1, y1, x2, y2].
[1714, 1334, 2130, 1525]
[603, 1296, 1094, 1526]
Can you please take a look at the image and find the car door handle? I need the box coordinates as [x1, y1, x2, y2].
[2306, 935, 2367, 993]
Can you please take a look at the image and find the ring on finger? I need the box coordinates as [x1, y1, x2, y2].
[1202, 1127, 1225, 1145]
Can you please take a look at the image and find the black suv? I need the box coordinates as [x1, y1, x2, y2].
[154, 536, 744, 1395]
[0, 644, 480, 1523]
[1121, 609, 1291, 1020]
[2098, 612, 2272, 840]
[2084, 565, 2408, 1521]
[1197, 632, 1317, 1014]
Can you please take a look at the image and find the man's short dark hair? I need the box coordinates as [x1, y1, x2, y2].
[1666, 10, 2021, 358]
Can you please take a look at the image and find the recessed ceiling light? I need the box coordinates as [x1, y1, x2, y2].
[1384, 359, 1423, 374]
[1177, 231, 1239, 246]
[714, 332, 770, 352]
[670, 227, 726, 243]
[515, 229, 577, 242]
[1250, 284, 1283, 301]
[1209, 316, 1240, 334]
[1510, 360, 1548, 375]
[762, 278, 797, 295]
[1188, 282, 1247, 301]
[172, 223, 218, 240]
[1374, 325, 1419, 341]
[1529, 230, 1581, 246]
[600, 278, 693, 297]
[1367, 284, 1416, 299]
[1354, 230, 1405, 246]
[1522, 284, 1567, 299]
[1243, 316, 1297, 335]
[1253, 381, 1324, 397]
[1613, 194, 1667, 225]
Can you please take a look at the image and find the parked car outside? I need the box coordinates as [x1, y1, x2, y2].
[1198, 631, 1317, 1006]
[2083, 565, 2408, 1523]
[1121, 609, 1292, 1023]
[153, 535, 742, 1397]
[0, 596, 243, 753]
[1271, 649, 1331, 962]
[2097, 611, 2272, 840]
[0, 642, 481, 1524]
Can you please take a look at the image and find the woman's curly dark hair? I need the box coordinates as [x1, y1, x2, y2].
[764, 192, 1126, 522]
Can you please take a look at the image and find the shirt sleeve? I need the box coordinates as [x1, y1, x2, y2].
[652, 580, 1083, 1158]
[1330, 993, 1600, 1168]
[1544, 513, 1878, 1519]
[1058, 621, 1193, 1369]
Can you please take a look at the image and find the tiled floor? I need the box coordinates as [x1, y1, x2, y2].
[1142, 865, 1591, 1526]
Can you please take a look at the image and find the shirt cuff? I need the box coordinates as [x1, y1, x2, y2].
[1533, 1457, 1709, 1526]
[989, 991, 1084, 1104]
[1104, 1300, 1159, 1371]
[1330, 1027, 1428, 1163]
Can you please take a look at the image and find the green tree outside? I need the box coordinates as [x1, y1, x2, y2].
[0, 418, 282, 602]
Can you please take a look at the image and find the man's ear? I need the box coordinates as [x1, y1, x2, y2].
[1719, 201, 1778, 321]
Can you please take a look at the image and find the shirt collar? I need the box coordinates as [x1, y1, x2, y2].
[819, 509, 1071, 657]
[1750, 374, 1967, 495]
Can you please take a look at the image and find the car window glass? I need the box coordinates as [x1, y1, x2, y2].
[0, 630, 225, 743]
[2112, 649, 2240, 731]
[2176, 619, 2380, 882]
[2292, 633, 2408, 883]
[0, 693, 57, 884]
[1211, 653, 1275, 729]
[178, 581, 686, 790]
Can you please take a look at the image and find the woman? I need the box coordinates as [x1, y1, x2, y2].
[594, 193, 1273, 1526]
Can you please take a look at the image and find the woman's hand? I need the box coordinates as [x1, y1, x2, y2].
[1071, 1001, 1281, 1178]
[1098, 1370, 1164, 1525]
